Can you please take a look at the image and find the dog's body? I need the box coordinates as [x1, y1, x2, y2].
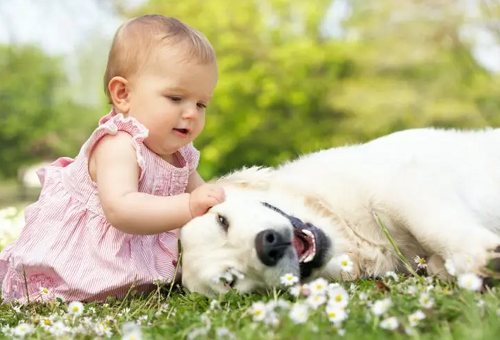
[180, 128, 500, 296]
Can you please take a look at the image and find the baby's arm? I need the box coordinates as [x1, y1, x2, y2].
[91, 132, 192, 234]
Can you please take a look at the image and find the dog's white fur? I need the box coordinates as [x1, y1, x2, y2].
[180, 128, 500, 296]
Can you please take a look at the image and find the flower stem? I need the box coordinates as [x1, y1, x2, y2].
[373, 212, 419, 277]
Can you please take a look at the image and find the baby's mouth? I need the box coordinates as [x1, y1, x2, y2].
[173, 128, 189, 135]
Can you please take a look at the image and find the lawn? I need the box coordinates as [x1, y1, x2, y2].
[0, 208, 499, 340]
[0, 273, 499, 340]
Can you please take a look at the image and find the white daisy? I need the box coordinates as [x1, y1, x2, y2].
[94, 322, 112, 338]
[289, 303, 309, 324]
[122, 332, 143, 340]
[408, 310, 426, 327]
[40, 316, 56, 330]
[309, 278, 328, 296]
[385, 271, 399, 282]
[215, 327, 235, 339]
[328, 286, 349, 308]
[48, 321, 70, 336]
[263, 312, 280, 328]
[326, 304, 348, 325]
[444, 259, 456, 276]
[380, 316, 399, 330]
[306, 293, 327, 310]
[266, 298, 289, 311]
[122, 322, 143, 340]
[39, 286, 52, 299]
[280, 273, 299, 287]
[68, 301, 84, 316]
[12, 323, 34, 338]
[457, 273, 483, 292]
[414, 255, 427, 269]
[418, 293, 434, 309]
[337, 254, 354, 273]
[187, 327, 208, 340]
[289, 285, 301, 297]
[250, 301, 268, 322]
[1, 325, 12, 338]
[371, 298, 392, 316]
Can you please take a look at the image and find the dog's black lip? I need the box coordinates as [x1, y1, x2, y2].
[262, 202, 331, 280]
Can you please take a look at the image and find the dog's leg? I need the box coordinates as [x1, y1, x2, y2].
[393, 199, 500, 276]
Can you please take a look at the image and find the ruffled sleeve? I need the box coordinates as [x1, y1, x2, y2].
[179, 143, 200, 175]
[84, 110, 149, 180]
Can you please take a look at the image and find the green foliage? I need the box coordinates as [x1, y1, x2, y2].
[0, 45, 92, 179]
[0, 277, 499, 339]
[130, 0, 353, 179]
[1, 0, 500, 181]
[129, 0, 500, 180]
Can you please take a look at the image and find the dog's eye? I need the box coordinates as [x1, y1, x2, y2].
[217, 214, 229, 231]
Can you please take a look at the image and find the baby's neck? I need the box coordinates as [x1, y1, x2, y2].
[161, 153, 182, 168]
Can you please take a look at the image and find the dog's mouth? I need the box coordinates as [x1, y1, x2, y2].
[261, 202, 330, 280]
[289, 216, 329, 280]
[293, 227, 316, 263]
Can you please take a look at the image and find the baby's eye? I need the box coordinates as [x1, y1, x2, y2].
[197, 102, 207, 109]
[168, 96, 182, 102]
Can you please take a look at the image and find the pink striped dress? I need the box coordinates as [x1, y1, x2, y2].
[0, 110, 199, 303]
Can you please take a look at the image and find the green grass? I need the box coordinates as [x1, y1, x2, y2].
[0, 276, 499, 340]
[0, 207, 499, 339]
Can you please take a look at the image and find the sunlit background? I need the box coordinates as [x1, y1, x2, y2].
[1, 0, 500, 245]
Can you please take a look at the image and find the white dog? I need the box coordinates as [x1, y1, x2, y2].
[180, 128, 500, 296]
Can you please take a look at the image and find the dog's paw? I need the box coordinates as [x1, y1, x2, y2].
[482, 245, 500, 288]
[486, 245, 500, 272]
[426, 255, 454, 281]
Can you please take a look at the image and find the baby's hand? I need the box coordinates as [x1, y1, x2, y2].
[189, 184, 225, 217]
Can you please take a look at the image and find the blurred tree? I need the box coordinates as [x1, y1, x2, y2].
[124, 0, 354, 179]
[2, 0, 500, 182]
[120, 0, 500, 180]
[0, 45, 89, 178]
[479, 0, 500, 43]
[330, 0, 500, 138]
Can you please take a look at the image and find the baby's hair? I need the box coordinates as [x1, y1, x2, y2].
[103, 14, 216, 103]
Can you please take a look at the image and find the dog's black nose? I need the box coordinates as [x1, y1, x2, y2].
[255, 229, 290, 266]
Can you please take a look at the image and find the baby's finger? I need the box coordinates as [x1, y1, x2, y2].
[210, 186, 225, 201]
[207, 194, 223, 205]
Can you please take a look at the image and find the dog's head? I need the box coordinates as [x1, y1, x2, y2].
[180, 197, 332, 297]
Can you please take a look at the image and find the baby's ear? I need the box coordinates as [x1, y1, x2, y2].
[108, 76, 130, 112]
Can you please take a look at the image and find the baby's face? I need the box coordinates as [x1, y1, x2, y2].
[126, 45, 218, 160]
